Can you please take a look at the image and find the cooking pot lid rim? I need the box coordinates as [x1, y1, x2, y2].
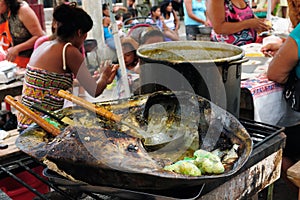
[137, 41, 244, 63]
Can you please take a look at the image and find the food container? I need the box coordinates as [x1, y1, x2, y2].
[137, 41, 247, 118]
[197, 25, 212, 35]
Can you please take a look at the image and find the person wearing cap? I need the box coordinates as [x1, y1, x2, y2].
[140, 28, 165, 45]
[121, 36, 140, 73]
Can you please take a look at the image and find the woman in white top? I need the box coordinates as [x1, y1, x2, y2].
[160, 0, 180, 34]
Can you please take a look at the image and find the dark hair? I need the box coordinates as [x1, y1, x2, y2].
[102, 3, 108, 12]
[115, 13, 122, 21]
[123, 12, 133, 25]
[140, 29, 164, 45]
[128, 7, 138, 18]
[4, 0, 21, 16]
[150, 6, 159, 14]
[53, 3, 93, 40]
[160, 1, 172, 17]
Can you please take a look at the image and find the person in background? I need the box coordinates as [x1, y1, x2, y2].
[127, 0, 138, 18]
[102, 3, 128, 50]
[18, 3, 118, 129]
[0, 0, 44, 68]
[117, 32, 165, 96]
[261, 0, 300, 194]
[140, 27, 165, 45]
[121, 36, 140, 73]
[266, 2, 299, 87]
[146, 5, 179, 41]
[102, 3, 116, 50]
[160, 0, 180, 36]
[207, 0, 271, 46]
[279, 0, 288, 18]
[123, 11, 134, 26]
[183, 0, 209, 40]
[115, 12, 123, 25]
[115, 13, 126, 38]
[252, 0, 280, 18]
[34, 19, 57, 50]
[261, 0, 299, 57]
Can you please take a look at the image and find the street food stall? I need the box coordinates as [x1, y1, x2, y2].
[0, 40, 287, 199]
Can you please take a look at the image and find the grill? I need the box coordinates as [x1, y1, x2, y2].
[0, 119, 285, 200]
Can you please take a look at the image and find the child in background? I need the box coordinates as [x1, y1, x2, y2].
[113, 36, 140, 98]
[140, 27, 165, 45]
[103, 3, 116, 50]
[127, 0, 138, 17]
[115, 13, 126, 38]
[146, 6, 179, 41]
[121, 36, 140, 73]
[160, 1, 180, 35]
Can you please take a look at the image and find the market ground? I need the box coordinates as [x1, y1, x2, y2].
[36, 15, 300, 200]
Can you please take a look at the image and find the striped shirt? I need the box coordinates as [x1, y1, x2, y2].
[18, 65, 73, 129]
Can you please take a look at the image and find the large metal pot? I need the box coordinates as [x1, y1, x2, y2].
[137, 41, 247, 118]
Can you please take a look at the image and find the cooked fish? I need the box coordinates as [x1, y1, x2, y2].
[16, 91, 252, 190]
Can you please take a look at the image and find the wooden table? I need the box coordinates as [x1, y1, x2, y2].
[0, 81, 23, 110]
[287, 160, 300, 200]
[0, 129, 24, 163]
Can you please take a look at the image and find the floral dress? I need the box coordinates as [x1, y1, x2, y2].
[211, 0, 257, 46]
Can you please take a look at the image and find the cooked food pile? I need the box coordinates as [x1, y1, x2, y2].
[164, 144, 239, 176]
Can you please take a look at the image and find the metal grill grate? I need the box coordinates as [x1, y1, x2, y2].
[0, 157, 106, 200]
[239, 118, 284, 148]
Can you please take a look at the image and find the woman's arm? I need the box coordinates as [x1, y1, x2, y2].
[207, 0, 269, 34]
[7, 5, 44, 61]
[184, 0, 208, 25]
[267, 36, 299, 84]
[172, 10, 180, 31]
[67, 47, 117, 97]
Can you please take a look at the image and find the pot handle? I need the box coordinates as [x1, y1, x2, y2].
[228, 57, 249, 65]
[221, 58, 249, 82]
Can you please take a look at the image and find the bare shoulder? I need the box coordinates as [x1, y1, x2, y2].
[65, 44, 84, 61]
[18, 3, 38, 20]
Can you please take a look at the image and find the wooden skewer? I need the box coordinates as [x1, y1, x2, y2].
[58, 90, 122, 122]
[57, 90, 149, 139]
[4, 95, 61, 136]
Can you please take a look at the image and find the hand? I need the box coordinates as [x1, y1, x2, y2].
[203, 21, 210, 26]
[249, 18, 271, 33]
[6, 47, 19, 62]
[92, 70, 100, 81]
[260, 42, 282, 57]
[99, 60, 119, 84]
[107, 64, 119, 84]
[159, 16, 164, 21]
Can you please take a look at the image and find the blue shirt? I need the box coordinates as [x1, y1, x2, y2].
[104, 26, 113, 40]
[289, 24, 300, 78]
[183, 0, 206, 26]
